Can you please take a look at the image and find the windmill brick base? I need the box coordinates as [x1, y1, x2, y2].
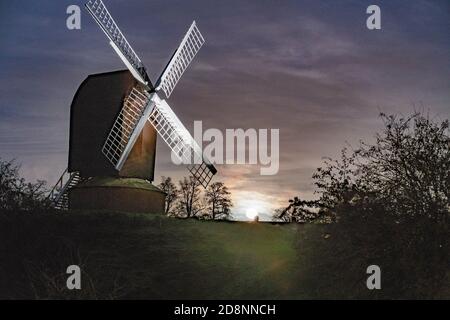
[69, 177, 165, 213]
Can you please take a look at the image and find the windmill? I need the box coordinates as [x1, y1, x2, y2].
[48, 0, 216, 211]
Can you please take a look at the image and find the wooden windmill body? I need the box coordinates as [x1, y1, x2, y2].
[68, 70, 165, 213]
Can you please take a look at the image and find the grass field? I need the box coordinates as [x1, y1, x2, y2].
[0, 210, 448, 299]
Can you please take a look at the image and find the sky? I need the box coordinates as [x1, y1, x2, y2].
[0, 0, 449, 220]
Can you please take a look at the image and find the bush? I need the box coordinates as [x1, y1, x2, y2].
[313, 112, 450, 221]
[0, 158, 49, 211]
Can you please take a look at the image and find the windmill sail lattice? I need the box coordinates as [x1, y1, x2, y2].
[149, 98, 202, 163]
[85, 0, 150, 85]
[156, 21, 205, 98]
[187, 162, 216, 188]
[148, 99, 216, 188]
[102, 87, 153, 170]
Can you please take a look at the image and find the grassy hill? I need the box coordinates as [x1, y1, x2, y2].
[0, 210, 448, 299]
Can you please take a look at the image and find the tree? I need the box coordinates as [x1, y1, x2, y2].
[313, 111, 450, 220]
[0, 158, 49, 211]
[158, 176, 179, 215]
[205, 182, 233, 220]
[176, 176, 203, 218]
[275, 196, 319, 223]
[312, 147, 358, 210]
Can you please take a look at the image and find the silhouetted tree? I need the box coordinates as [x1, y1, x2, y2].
[275, 196, 320, 223]
[205, 182, 233, 220]
[158, 176, 179, 215]
[312, 148, 358, 209]
[313, 111, 450, 220]
[0, 158, 49, 211]
[176, 176, 203, 218]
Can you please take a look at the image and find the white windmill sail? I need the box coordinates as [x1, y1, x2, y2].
[148, 98, 216, 188]
[155, 21, 205, 98]
[85, 0, 150, 86]
[102, 86, 154, 170]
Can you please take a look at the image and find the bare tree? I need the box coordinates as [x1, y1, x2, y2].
[177, 176, 203, 218]
[158, 176, 179, 215]
[0, 158, 49, 211]
[205, 182, 233, 220]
